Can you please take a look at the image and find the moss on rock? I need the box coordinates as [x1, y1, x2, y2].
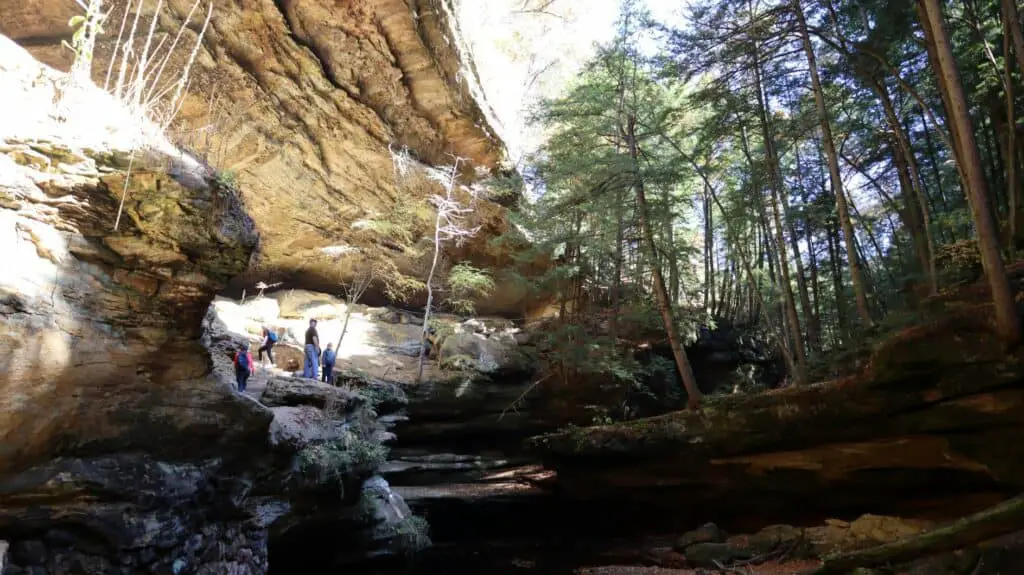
[294, 433, 388, 493]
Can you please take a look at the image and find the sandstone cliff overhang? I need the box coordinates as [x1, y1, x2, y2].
[1, 0, 543, 315]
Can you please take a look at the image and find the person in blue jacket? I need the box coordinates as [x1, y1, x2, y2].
[321, 343, 337, 385]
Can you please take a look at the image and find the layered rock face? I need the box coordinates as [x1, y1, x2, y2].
[0, 0, 545, 316]
[528, 302, 1024, 529]
[0, 40, 424, 574]
[0, 128, 262, 473]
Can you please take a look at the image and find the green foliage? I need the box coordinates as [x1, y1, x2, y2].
[373, 259, 426, 303]
[352, 218, 414, 246]
[216, 170, 238, 191]
[444, 264, 496, 314]
[935, 239, 983, 285]
[359, 381, 408, 412]
[351, 199, 430, 251]
[295, 433, 388, 492]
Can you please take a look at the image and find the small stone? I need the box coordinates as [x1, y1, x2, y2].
[673, 522, 726, 551]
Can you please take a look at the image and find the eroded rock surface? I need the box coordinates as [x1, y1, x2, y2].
[0, 138, 262, 473]
[0, 1, 548, 315]
[0, 41, 424, 574]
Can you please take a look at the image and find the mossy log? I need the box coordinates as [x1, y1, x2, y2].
[808, 494, 1024, 574]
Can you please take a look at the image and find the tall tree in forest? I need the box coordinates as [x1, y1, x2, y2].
[793, 0, 874, 329]
[917, 0, 1021, 346]
[747, 11, 808, 383]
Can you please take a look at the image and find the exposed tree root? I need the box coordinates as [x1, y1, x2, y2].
[808, 494, 1024, 574]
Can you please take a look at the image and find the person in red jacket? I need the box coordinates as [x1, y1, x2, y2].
[233, 344, 255, 392]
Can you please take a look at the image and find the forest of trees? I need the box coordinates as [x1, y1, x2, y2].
[502, 0, 1024, 404]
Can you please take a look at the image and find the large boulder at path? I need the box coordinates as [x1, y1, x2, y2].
[268, 406, 347, 452]
[440, 330, 529, 375]
[260, 376, 362, 411]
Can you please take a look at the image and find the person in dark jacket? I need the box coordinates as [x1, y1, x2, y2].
[257, 326, 277, 365]
[321, 343, 337, 384]
[303, 319, 320, 380]
[233, 344, 255, 392]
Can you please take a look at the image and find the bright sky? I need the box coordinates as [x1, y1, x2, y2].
[455, 0, 683, 167]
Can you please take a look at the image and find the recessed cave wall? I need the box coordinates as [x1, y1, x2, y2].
[222, 257, 549, 320]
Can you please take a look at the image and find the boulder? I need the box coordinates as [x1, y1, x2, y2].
[439, 332, 529, 375]
[260, 377, 362, 411]
[268, 406, 348, 452]
[335, 370, 409, 414]
[674, 522, 726, 551]
[272, 290, 347, 320]
[357, 475, 431, 558]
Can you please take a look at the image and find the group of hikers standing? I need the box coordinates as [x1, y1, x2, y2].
[303, 318, 336, 383]
[232, 319, 337, 392]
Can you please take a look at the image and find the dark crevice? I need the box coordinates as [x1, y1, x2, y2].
[6, 33, 71, 47]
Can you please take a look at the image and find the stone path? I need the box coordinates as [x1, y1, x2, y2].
[241, 363, 294, 400]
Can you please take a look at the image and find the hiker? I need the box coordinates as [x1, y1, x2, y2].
[321, 343, 336, 384]
[258, 326, 277, 365]
[303, 318, 320, 380]
[233, 343, 255, 392]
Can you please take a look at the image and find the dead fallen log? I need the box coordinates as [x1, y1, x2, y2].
[809, 494, 1024, 574]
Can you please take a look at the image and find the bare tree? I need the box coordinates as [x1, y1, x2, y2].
[416, 159, 481, 383]
[336, 266, 375, 352]
[254, 281, 282, 298]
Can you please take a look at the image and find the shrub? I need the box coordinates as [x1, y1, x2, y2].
[295, 433, 388, 492]
[444, 264, 496, 314]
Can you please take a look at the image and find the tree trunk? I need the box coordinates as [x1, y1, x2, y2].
[811, 494, 1024, 575]
[1004, 10, 1023, 254]
[705, 179, 799, 382]
[794, 0, 874, 328]
[610, 182, 624, 342]
[704, 185, 715, 312]
[1002, 0, 1024, 75]
[627, 116, 702, 406]
[826, 216, 847, 349]
[918, 0, 1021, 346]
[805, 211, 823, 342]
[786, 152, 820, 352]
[872, 77, 939, 294]
[717, 249, 730, 318]
[750, 47, 808, 385]
[663, 187, 679, 305]
[417, 209, 444, 383]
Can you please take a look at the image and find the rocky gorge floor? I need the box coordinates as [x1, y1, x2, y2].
[201, 284, 1024, 575]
